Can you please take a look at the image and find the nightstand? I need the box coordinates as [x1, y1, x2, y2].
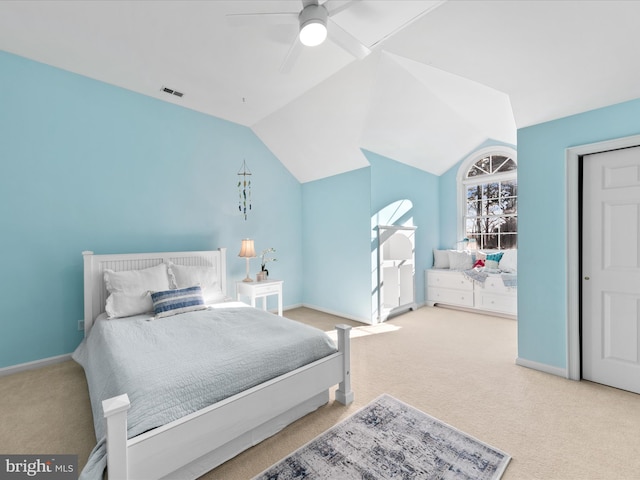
[236, 279, 283, 316]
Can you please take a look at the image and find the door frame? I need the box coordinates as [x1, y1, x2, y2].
[566, 134, 640, 380]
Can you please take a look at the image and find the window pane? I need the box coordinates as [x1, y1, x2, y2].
[502, 216, 517, 233]
[465, 218, 482, 235]
[501, 233, 518, 249]
[485, 234, 499, 249]
[487, 215, 505, 233]
[467, 200, 480, 216]
[467, 157, 491, 178]
[486, 182, 500, 200]
[467, 166, 483, 178]
[502, 196, 517, 213]
[466, 185, 482, 201]
[501, 180, 517, 197]
[479, 217, 491, 234]
[498, 159, 517, 173]
[476, 156, 491, 173]
[491, 155, 509, 173]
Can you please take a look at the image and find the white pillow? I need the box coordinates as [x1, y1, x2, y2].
[499, 249, 517, 273]
[168, 263, 225, 305]
[103, 263, 171, 318]
[485, 259, 500, 270]
[448, 250, 473, 270]
[106, 291, 154, 319]
[433, 249, 450, 269]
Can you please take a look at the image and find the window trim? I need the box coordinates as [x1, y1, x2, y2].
[456, 146, 517, 248]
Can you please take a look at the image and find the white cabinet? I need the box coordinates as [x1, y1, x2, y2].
[426, 269, 517, 316]
[426, 270, 474, 308]
[236, 279, 283, 316]
[376, 225, 417, 321]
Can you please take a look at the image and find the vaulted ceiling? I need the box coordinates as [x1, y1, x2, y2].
[1, 1, 639, 182]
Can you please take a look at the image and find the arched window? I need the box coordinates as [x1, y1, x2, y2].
[458, 147, 517, 250]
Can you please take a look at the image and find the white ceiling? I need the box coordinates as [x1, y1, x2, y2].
[1, 1, 640, 182]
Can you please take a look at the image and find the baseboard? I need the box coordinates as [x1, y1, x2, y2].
[433, 303, 517, 320]
[283, 303, 302, 311]
[301, 303, 371, 325]
[515, 357, 568, 378]
[0, 353, 73, 377]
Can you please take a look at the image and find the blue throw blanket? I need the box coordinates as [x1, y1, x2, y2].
[463, 269, 489, 285]
[463, 269, 517, 289]
[501, 273, 517, 288]
[72, 307, 337, 480]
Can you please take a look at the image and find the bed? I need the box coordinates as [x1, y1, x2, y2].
[73, 248, 353, 480]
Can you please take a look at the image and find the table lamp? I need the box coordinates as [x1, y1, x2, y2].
[238, 238, 256, 282]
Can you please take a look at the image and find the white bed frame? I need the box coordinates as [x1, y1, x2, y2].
[82, 249, 353, 480]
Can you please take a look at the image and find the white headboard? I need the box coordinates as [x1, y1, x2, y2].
[82, 248, 227, 336]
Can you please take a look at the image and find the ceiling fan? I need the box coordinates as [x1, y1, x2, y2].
[226, 0, 372, 73]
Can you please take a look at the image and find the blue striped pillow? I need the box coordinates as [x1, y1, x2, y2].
[151, 286, 207, 318]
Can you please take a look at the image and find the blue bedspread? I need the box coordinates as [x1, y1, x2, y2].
[72, 306, 337, 480]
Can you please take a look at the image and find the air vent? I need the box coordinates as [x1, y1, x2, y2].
[161, 86, 184, 98]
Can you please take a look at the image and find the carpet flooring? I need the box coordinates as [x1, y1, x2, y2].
[2, 306, 640, 479]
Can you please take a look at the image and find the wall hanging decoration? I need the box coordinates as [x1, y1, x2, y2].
[237, 159, 252, 220]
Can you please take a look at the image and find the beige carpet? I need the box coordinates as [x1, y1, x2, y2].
[2, 306, 640, 479]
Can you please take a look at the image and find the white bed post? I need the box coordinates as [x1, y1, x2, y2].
[334, 324, 354, 405]
[82, 251, 94, 337]
[103, 394, 131, 480]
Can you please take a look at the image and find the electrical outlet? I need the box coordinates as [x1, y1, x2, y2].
[78, 320, 84, 331]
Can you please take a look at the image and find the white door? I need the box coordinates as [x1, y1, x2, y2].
[582, 146, 640, 393]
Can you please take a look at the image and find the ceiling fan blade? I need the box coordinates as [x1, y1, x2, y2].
[324, 0, 359, 17]
[226, 12, 298, 27]
[327, 19, 371, 60]
[280, 37, 304, 73]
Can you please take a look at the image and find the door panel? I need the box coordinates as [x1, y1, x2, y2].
[582, 146, 640, 393]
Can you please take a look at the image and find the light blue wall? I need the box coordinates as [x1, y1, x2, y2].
[301, 168, 372, 321]
[0, 51, 302, 368]
[517, 98, 640, 369]
[301, 151, 440, 323]
[10, 47, 639, 373]
[438, 160, 462, 250]
[367, 150, 439, 308]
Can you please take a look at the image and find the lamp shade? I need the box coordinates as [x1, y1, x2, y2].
[238, 239, 256, 258]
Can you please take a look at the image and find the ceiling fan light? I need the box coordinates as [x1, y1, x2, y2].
[300, 20, 327, 46]
[299, 4, 328, 47]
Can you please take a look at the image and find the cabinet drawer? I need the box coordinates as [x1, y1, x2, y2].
[428, 287, 474, 307]
[253, 284, 280, 296]
[427, 271, 473, 291]
[475, 292, 517, 314]
[478, 276, 513, 294]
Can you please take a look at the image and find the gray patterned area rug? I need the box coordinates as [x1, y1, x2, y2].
[254, 394, 510, 480]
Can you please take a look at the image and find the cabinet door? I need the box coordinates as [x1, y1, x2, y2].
[382, 266, 399, 308]
[399, 264, 414, 305]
